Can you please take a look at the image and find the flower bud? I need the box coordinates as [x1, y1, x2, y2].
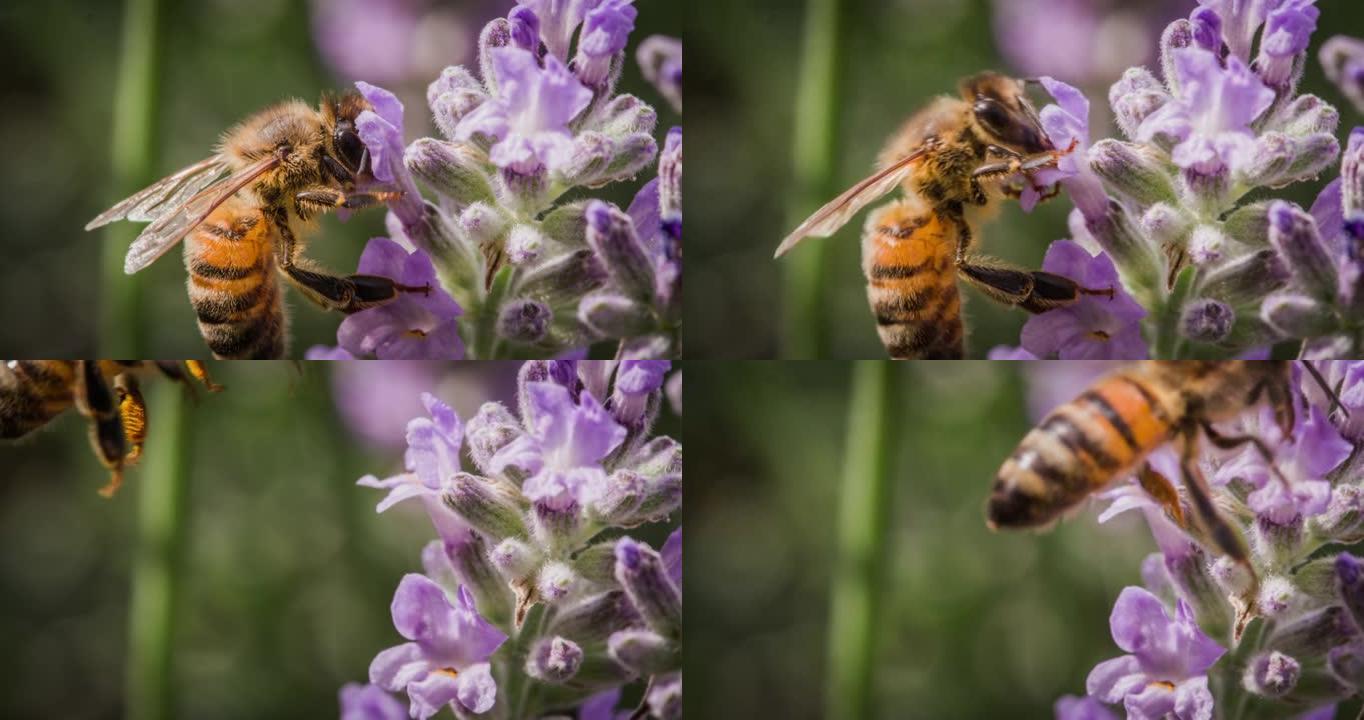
[637, 36, 682, 113]
[526, 636, 583, 684]
[490, 537, 540, 581]
[586, 201, 656, 302]
[1109, 68, 1169, 140]
[593, 94, 659, 137]
[1201, 248, 1289, 307]
[444, 472, 527, 541]
[608, 628, 677, 676]
[580, 292, 655, 337]
[625, 436, 682, 479]
[1222, 201, 1273, 247]
[1257, 574, 1308, 618]
[1244, 651, 1301, 698]
[459, 202, 511, 250]
[1211, 555, 1256, 599]
[1312, 485, 1364, 541]
[1164, 547, 1232, 642]
[1262, 292, 1339, 338]
[519, 248, 609, 308]
[648, 673, 682, 720]
[477, 18, 512, 97]
[1160, 20, 1195, 96]
[1254, 513, 1305, 568]
[616, 537, 681, 638]
[1241, 132, 1340, 189]
[1084, 199, 1162, 301]
[497, 299, 551, 344]
[617, 333, 675, 360]
[1188, 225, 1228, 266]
[537, 561, 580, 604]
[1181, 164, 1231, 214]
[1181, 298, 1234, 343]
[567, 540, 616, 587]
[539, 201, 589, 247]
[547, 590, 638, 645]
[405, 138, 495, 209]
[445, 531, 513, 627]
[659, 127, 682, 230]
[507, 4, 539, 51]
[428, 66, 489, 142]
[498, 165, 550, 213]
[560, 132, 658, 188]
[1267, 606, 1358, 661]
[1139, 203, 1193, 248]
[1344, 128, 1364, 217]
[531, 496, 584, 552]
[1273, 94, 1340, 136]
[505, 225, 545, 266]
[1270, 201, 1338, 301]
[631, 472, 681, 525]
[1337, 553, 1364, 632]
[589, 469, 645, 525]
[1088, 139, 1176, 207]
[465, 402, 523, 475]
[1329, 642, 1364, 688]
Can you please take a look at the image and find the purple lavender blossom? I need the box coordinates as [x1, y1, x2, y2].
[327, 361, 442, 449]
[337, 238, 465, 360]
[1256, 0, 1320, 86]
[1321, 36, 1364, 114]
[311, 0, 481, 86]
[354, 82, 426, 231]
[580, 687, 627, 720]
[369, 575, 507, 718]
[1086, 586, 1224, 720]
[455, 47, 593, 175]
[508, 380, 626, 509]
[357, 392, 471, 543]
[1028, 76, 1108, 219]
[1019, 241, 1147, 359]
[305, 346, 357, 360]
[1138, 47, 1274, 176]
[339, 682, 406, 720]
[1054, 694, 1118, 720]
[575, 0, 637, 86]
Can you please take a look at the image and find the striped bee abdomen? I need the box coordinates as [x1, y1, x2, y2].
[184, 198, 287, 359]
[0, 361, 77, 439]
[988, 372, 1177, 529]
[862, 199, 963, 359]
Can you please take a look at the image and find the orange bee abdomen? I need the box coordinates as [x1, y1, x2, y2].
[0, 361, 78, 439]
[988, 372, 1176, 528]
[862, 199, 963, 359]
[184, 198, 286, 359]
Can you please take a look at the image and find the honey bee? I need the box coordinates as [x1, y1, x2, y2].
[0, 361, 221, 496]
[86, 93, 430, 359]
[776, 72, 1114, 359]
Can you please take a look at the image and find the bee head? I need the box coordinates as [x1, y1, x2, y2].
[322, 91, 371, 176]
[960, 72, 1051, 154]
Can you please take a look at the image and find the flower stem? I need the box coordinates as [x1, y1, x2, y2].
[99, 0, 162, 356]
[781, 0, 844, 358]
[825, 361, 899, 720]
[472, 264, 513, 359]
[125, 381, 191, 720]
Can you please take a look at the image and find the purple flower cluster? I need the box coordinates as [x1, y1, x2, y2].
[341, 360, 681, 719]
[994, 0, 1364, 359]
[1048, 362, 1364, 719]
[310, 0, 679, 358]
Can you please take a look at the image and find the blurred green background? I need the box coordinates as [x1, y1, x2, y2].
[687, 361, 1364, 718]
[0, 0, 681, 357]
[688, 0, 1364, 358]
[0, 361, 681, 718]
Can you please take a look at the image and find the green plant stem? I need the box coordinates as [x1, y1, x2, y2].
[781, 0, 844, 358]
[825, 361, 899, 720]
[100, 0, 162, 356]
[125, 381, 192, 720]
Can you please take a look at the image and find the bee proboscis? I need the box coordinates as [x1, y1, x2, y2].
[0, 361, 221, 495]
[86, 93, 431, 359]
[776, 72, 1113, 359]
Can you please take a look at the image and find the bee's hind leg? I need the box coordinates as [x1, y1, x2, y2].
[270, 208, 430, 314]
[72, 361, 127, 498]
[1178, 425, 1258, 638]
[956, 257, 1114, 314]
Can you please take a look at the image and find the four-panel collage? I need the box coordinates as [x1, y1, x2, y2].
[8, 0, 1364, 718]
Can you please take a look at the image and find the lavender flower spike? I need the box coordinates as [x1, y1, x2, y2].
[1321, 36, 1364, 114]
[369, 575, 507, 718]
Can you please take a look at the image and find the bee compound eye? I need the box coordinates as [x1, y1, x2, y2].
[973, 98, 1011, 135]
[335, 128, 366, 172]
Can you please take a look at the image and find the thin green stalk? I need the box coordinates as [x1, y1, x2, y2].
[781, 0, 844, 358]
[100, 0, 162, 356]
[125, 381, 192, 720]
[825, 362, 899, 720]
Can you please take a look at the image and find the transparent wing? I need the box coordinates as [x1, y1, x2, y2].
[774, 148, 928, 259]
[85, 155, 231, 230]
[122, 155, 280, 275]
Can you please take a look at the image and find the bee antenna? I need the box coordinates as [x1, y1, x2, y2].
[1302, 361, 1348, 418]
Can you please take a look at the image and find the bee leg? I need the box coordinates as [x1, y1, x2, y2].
[115, 374, 146, 467]
[1178, 425, 1257, 635]
[296, 186, 403, 212]
[182, 361, 223, 393]
[72, 361, 127, 497]
[1199, 420, 1292, 488]
[956, 257, 1113, 313]
[271, 209, 429, 314]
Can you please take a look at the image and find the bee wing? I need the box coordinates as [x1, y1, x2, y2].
[774, 148, 928, 259]
[121, 155, 280, 275]
[85, 155, 231, 230]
